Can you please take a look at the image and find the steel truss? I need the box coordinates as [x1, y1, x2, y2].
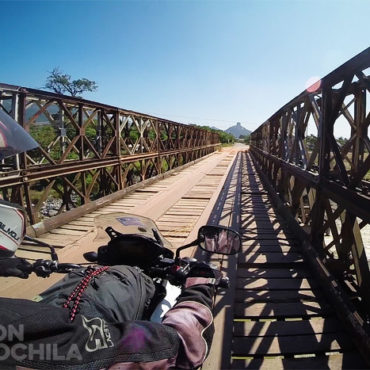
[250, 48, 370, 315]
[0, 84, 220, 225]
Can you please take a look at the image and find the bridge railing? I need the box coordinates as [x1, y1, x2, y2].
[249, 48, 370, 313]
[0, 84, 220, 225]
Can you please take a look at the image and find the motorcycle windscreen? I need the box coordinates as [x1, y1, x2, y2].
[0, 109, 38, 159]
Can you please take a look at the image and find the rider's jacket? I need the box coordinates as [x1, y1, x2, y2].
[0, 266, 215, 369]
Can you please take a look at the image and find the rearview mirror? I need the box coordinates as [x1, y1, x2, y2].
[198, 225, 241, 255]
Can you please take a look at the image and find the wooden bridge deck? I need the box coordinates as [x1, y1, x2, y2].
[0, 147, 239, 298]
[0, 146, 368, 369]
[203, 151, 367, 370]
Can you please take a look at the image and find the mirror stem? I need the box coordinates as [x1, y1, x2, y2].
[175, 240, 198, 261]
[24, 235, 58, 262]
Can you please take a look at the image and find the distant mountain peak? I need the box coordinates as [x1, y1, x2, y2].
[225, 122, 251, 138]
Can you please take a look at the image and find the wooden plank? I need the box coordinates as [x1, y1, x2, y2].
[34, 233, 80, 244]
[234, 289, 324, 303]
[241, 227, 286, 233]
[237, 267, 312, 278]
[241, 208, 276, 213]
[15, 249, 51, 260]
[158, 216, 198, 222]
[241, 214, 277, 221]
[75, 215, 96, 221]
[59, 224, 92, 231]
[135, 189, 159, 193]
[240, 234, 298, 241]
[241, 212, 277, 217]
[232, 333, 355, 355]
[68, 220, 95, 226]
[241, 245, 299, 253]
[240, 202, 272, 208]
[241, 227, 296, 236]
[157, 226, 193, 232]
[105, 200, 143, 205]
[234, 301, 333, 318]
[165, 210, 203, 216]
[241, 239, 297, 246]
[18, 243, 59, 254]
[163, 237, 186, 245]
[157, 217, 195, 222]
[161, 231, 190, 238]
[241, 219, 281, 226]
[171, 205, 207, 209]
[241, 221, 288, 229]
[48, 228, 86, 236]
[230, 352, 368, 369]
[110, 200, 143, 205]
[233, 317, 341, 336]
[236, 277, 319, 290]
[102, 204, 144, 210]
[242, 195, 270, 200]
[240, 204, 273, 208]
[123, 193, 152, 198]
[182, 195, 212, 200]
[172, 202, 208, 206]
[238, 253, 304, 264]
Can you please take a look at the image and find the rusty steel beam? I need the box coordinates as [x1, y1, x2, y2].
[250, 48, 370, 321]
[250, 151, 370, 366]
[252, 147, 370, 223]
[0, 145, 219, 187]
[0, 84, 220, 224]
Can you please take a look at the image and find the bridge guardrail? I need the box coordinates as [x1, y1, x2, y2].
[249, 47, 370, 316]
[0, 84, 220, 225]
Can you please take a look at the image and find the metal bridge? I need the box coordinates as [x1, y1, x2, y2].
[0, 83, 219, 226]
[0, 47, 369, 369]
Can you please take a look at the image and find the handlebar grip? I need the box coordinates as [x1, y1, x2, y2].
[32, 259, 54, 277]
[56, 263, 81, 273]
[32, 260, 82, 277]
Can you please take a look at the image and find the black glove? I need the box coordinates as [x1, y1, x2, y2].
[0, 257, 32, 278]
[187, 262, 223, 287]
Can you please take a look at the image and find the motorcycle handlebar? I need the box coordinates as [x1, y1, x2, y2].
[29, 257, 228, 288]
[31, 259, 81, 277]
[148, 258, 228, 288]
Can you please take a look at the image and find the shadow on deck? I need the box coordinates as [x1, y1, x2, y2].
[201, 151, 368, 370]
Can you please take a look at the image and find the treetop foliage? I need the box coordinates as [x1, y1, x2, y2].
[191, 124, 235, 144]
[45, 68, 98, 97]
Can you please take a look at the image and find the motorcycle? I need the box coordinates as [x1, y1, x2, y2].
[18, 212, 241, 321]
[0, 109, 242, 368]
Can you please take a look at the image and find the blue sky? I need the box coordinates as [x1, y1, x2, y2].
[0, 0, 369, 134]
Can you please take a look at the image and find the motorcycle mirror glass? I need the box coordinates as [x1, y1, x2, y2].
[198, 225, 241, 255]
[83, 251, 98, 262]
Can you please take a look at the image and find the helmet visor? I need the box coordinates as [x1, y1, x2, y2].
[0, 109, 38, 160]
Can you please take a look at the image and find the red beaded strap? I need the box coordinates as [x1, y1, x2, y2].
[63, 266, 109, 321]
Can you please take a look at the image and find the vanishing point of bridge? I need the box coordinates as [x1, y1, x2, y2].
[0, 48, 369, 369]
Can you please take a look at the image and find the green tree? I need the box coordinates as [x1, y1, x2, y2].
[337, 136, 348, 147]
[304, 134, 318, 151]
[30, 124, 58, 160]
[190, 124, 235, 145]
[45, 68, 98, 97]
[217, 130, 235, 144]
